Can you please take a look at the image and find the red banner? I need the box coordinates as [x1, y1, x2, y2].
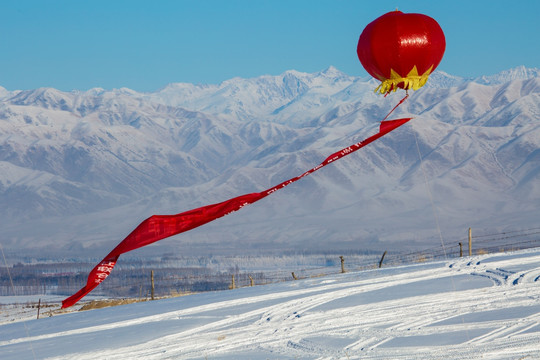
[62, 118, 411, 308]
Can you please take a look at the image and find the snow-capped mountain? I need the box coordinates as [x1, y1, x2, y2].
[0, 66, 539, 256]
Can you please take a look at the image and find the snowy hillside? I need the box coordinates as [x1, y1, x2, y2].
[0, 66, 539, 255]
[1, 248, 540, 359]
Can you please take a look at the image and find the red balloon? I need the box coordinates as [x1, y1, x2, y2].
[357, 10, 446, 94]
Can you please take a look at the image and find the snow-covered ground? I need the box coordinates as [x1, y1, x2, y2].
[1, 248, 540, 359]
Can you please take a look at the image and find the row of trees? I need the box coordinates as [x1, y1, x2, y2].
[0, 262, 267, 297]
[5, 229, 538, 298]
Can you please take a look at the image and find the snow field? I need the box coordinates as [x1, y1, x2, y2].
[1, 248, 540, 359]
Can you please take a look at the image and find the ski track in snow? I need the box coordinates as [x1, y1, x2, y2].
[1, 249, 540, 359]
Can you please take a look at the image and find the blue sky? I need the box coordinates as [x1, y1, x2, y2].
[1, 0, 538, 92]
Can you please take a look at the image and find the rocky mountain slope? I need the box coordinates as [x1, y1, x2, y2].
[0, 66, 538, 256]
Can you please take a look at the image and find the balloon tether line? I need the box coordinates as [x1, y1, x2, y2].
[413, 131, 447, 258]
[384, 91, 448, 258]
[412, 129, 472, 342]
[382, 91, 448, 257]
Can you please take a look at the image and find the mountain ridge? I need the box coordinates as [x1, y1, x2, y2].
[0, 66, 539, 256]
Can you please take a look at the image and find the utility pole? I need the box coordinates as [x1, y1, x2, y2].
[468, 228, 472, 256]
[340, 256, 345, 273]
[379, 251, 387, 268]
[151, 270, 155, 300]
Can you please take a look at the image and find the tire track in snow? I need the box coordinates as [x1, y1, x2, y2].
[507, 267, 540, 285]
[56, 267, 457, 359]
[55, 260, 540, 359]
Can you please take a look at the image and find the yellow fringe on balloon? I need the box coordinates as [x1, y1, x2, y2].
[375, 65, 434, 94]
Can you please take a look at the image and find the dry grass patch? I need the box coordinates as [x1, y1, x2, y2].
[79, 298, 143, 311]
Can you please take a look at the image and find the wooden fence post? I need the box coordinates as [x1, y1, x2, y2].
[249, 275, 254, 286]
[37, 298, 41, 320]
[151, 270, 155, 300]
[468, 228, 472, 256]
[379, 251, 387, 268]
[459, 242, 463, 257]
[230, 275, 236, 289]
[340, 256, 345, 273]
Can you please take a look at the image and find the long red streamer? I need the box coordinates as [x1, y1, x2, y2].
[62, 117, 411, 308]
